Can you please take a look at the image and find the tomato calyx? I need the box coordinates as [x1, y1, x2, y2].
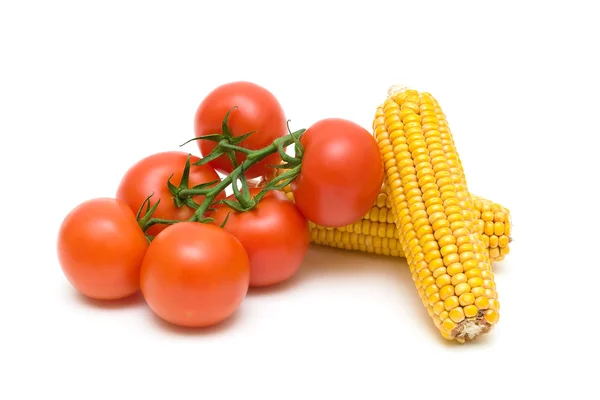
[165, 153, 220, 209]
[134, 193, 204, 242]
[182, 106, 256, 170]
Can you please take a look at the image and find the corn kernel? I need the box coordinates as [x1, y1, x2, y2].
[446, 263, 463, 276]
[449, 307, 465, 323]
[454, 283, 471, 296]
[468, 277, 484, 288]
[451, 273, 467, 285]
[439, 285, 455, 300]
[485, 309, 500, 324]
[444, 295, 459, 311]
[475, 296, 490, 310]
[442, 318, 456, 333]
[459, 293, 475, 306]
[464, 305, 479, 318]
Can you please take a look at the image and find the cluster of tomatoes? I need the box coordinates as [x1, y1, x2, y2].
[57, 81, 384, 328]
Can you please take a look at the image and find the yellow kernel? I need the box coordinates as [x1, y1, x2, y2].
[446, 263, 464, 276]
[451, 273, 467, 285]
[433, 266, 447, 278]
[442, 318, 456, 333]
[418, 268, 432, 280]
[445, 205, 462, 216]
[465, 268, 482, 279]
[484, 309, 500, 324]
[484, 221, 494, 236]
[481, 211, 494, 222]
[459, 293, 475, 306]
[428, 292, 441, 306]
[464, 305, 479, 318]
[428, 258, 444, 271]
[494, 211, 506, 223]
[421, 276, 436, 288]
[443, 253, 460, 266]
[471, 287, 486, 298]
[439, 310, 449, 321]
[459, 251, 474, 263]
[494, 222, 504, 236]
[468, 277, 484, 288]
[425, 250, 442, 264]
[463, 259, 478, 271]
[440, 244, 458, 257]
[433, 301, 445, 315]
[433, 226, 452, 239]
[498, 235, 509, 248]
[436, 274, 452, 288]
[483, 279, 495, 290]
[489, 247, 501, 259]
[485, 289, 497, 299]
[440, 329, 454, 341]
[489, 299, 500, 311]
[438, 235, 456, 247]
[425, 284, 439, 297]
[439, 285, 455, 300]
[475, 296, 490, 310]
[489, 235, 499, 248]
[458, 243, 475, 253]
[444, 295, 459, 311]
[454, 283, 471, 296]
[449, 307, 465, 323]
[422, 241, 439, 254]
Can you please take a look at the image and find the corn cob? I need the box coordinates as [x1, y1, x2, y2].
[280, 184, 511, 262]
[374, 86, 500, 342]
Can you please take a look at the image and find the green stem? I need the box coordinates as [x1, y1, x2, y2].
[178, 128, 305, 222]
[220, 142, 253, 155]
[142, 218, 181, 231]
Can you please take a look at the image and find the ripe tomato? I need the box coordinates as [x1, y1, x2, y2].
[57, 198, 148, 300]
[292, 118, 384, 228]
[211, 189, 310, 287]
[193, 81, 287, 179]
[140, 222, 250, 327]
[116, 151, 224, 237]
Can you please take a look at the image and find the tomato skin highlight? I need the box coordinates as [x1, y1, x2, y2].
[116, 151, 224, 237]
[57, 198, 148, 300]
[193, 81, 287, 179]
[140, 222, 250, 328]
[211, 189, 310, 287]
[292, 118, 384, 228]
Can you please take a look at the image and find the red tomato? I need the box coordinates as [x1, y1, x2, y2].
[57, 198, 148, 300]
[193, 81, 287, 179]
[116, 151, 224, 236]
[211, 189, 310, 287]
[140, 222, 250, 327]
[292, 118, 384, 228]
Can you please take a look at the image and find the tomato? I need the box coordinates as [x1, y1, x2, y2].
[57, 198, 148, 300]
[193, 81, 287, 179]
[116, 151, 224, 237]
[292, 118, 384, 228]
[211, 189, 310, 287]
[140, 222, 250, 327]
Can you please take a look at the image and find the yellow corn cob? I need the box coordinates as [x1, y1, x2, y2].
[374, 86, 500, 342]
[280, 184, 511, 262]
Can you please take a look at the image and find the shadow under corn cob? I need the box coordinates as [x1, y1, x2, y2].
[374, 86, 500, 342]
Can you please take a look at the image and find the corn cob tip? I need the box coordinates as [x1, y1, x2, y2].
[387, 84, 410, 98]
[453, 312, 493, 341]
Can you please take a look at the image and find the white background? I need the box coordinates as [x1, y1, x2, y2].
[1, 0, 599, 399]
